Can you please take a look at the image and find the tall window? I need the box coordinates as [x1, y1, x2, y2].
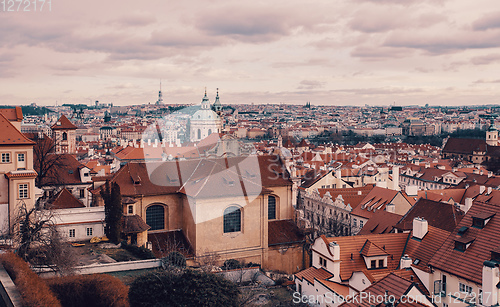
[268, 196, 276, 220]
[62, 132, 67, 140]
[18, 184, 28, 199]
[1, 153, 10, 163]
[208, 129, 212, 135]
[69, 229, 75, 238]
[223, 206, 241, 233]
[146, 205, 165, 230]
[197, 129, 201, 140]
[86, 227, 93, 236]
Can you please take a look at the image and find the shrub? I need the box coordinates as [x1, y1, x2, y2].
[129, 269, 239, 307]
[163, 251, 186, 268]
[222, 259, 241, 270]
[47, 274, 129, 307]
[121, 241, 156, 259]
[0, 252, 61, 307]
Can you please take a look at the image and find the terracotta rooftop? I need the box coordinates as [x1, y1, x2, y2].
[442, 137, 486, 154]
[47, 188, 85, 209]
[360, 240, 389, 257]
[321, 233, 409, 281]
[403, 225, 451, 273]
[395, 198, 464, 232]
[0, 113, 35, 145]
[339, 273, 414, 307]
[122, 215, 151, 234]
[358, 210, 402, 235]
[51, 115, 77, 130]
[0, 107, 23, 121]
[429, 200, 500, 284]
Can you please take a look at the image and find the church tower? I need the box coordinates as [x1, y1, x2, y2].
[51, 115, 77, 154]
[156, 81, 163, 105]
[212, 88, 222, 116]
[486, 119, 498, 146]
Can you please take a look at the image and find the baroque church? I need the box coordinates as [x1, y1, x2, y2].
[188, 89, 223, 142]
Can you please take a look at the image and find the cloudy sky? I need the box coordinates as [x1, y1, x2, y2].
[2, 0, 500, 106]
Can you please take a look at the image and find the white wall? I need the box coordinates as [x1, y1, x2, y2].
[0, 203, 8, 236]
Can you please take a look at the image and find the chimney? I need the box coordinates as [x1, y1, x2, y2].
[392, 166, 400, 191]
[480, 186, 486, 194]
[335, 170, 342, 179]
[488, 171, 493, 178]
[482, 261, 500, 306]
[413, 217, 428, 240]
[464, 198, 473, 213]
[405, 185, 418, 197]
[400, 254, 412, 269]
[488, 187, 493, 195]
[328, 242, 340, 261]
[425, 162, 430, 169]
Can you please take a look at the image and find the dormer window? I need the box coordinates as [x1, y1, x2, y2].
[472, 213, 495, 229]
[319, 256, 327, 268]
[454, 237, 474, 252]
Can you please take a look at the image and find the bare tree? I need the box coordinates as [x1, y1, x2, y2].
[31, 133, 69, 187]
[197, 249, 221, 273]
[10, 200, 76, 275]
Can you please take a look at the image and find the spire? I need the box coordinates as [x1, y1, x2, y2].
[213, 87, 222, 114]
[156, 80, 163, 105]
[201, 87, 210, 109]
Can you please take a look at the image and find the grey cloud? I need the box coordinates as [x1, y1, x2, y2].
[473, 79, 500, 84]
[113, 13, 157, 27]
[471, 53, 500, 65]
[298, 80, 325, 90]
[473, 11, 500, 30]
[350, 45, 413, 60]
[384, 30, 500, 54]
[194, 5, 325, 43]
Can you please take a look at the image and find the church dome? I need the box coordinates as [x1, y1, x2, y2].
[192, 108, 219, 121]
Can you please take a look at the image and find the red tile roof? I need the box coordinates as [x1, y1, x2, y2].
[358, 210, 402, 235]
[340, 273, 415, 307]
[0, 113, 35, 145]
[395, 198, 464, 232]
[122, 215, 151, 234]
[0, 107, 23, 121]
[51, 115, 77, 130]
[322, 233, 409, 281]
[48, 188, 85, 209]
[403, 226, 451, 273]
[429, 200, 500, 284]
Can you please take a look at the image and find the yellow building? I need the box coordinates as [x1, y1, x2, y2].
[91, 155, 306, 273]
[0, 109, 38, 236]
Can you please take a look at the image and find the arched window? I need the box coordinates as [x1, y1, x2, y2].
[268, 195, 276, 220]
[223, 206, 241, 233]
[208, 129, 212, 135]
[62, 132, 67, 141]
[197, 129, 201, 140]
[146, 205, 165, 230]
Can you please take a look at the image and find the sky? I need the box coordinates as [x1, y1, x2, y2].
[1, 0, 500, 107]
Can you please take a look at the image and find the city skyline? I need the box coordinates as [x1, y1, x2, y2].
[2, 0, 500, 106]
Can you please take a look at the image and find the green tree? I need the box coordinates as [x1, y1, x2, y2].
[128, 270, 240, 307]
[101, 180, 122, 243]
